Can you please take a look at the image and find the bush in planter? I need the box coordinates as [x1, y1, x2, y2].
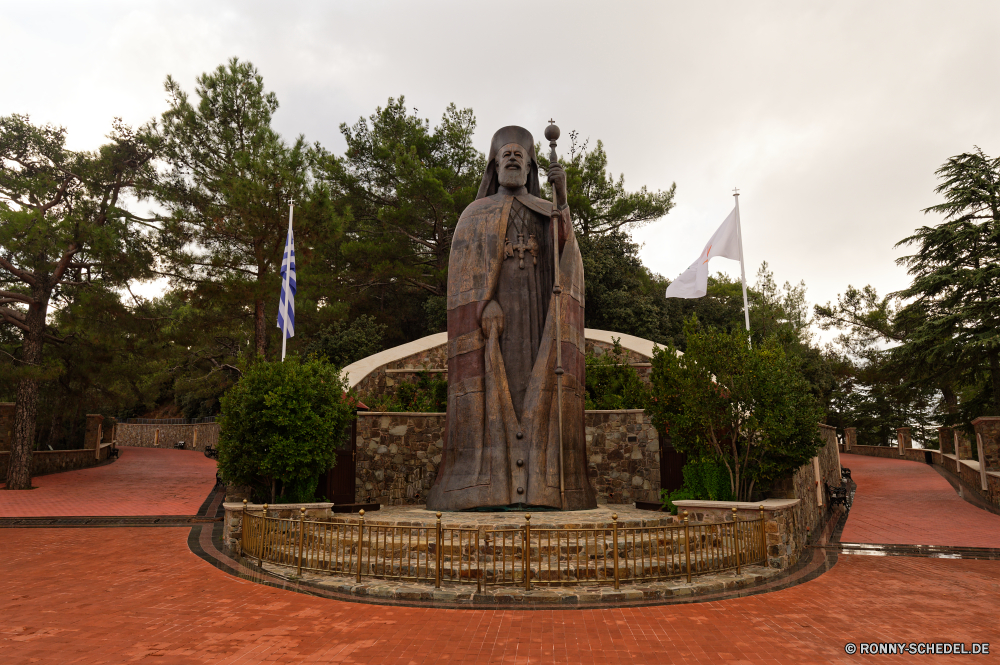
[660, 457, 735, 514]
[217, 355, 353, 504]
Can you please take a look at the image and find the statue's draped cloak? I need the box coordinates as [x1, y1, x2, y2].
[426, 191, 596, 511]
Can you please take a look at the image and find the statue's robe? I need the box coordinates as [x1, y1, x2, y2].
[426, 191, 597, 511]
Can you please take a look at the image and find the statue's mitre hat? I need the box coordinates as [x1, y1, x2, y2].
[477, 125, 541, 199]
[490, 126, 536, 159]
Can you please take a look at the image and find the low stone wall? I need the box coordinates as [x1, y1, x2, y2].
[353, 410, 661, 507]
[672, 499, 801, 569]
[115, 423, 219, 451]
[850, 444, 924, 462]
[766, 424, 844, 550]
[0, 443, 114, 479]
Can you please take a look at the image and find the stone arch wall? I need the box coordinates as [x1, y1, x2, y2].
[342, 330, 664, 506]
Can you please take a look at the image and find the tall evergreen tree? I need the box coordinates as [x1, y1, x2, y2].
[538, 133, 676, 238]
[313, 98, 484, 343]
[149, 58, 326, 358]
[895, 147, 1000, 413]
[0, 114, 154, 488]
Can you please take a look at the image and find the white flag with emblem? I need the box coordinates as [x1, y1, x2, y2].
[665, 207, 742, 299]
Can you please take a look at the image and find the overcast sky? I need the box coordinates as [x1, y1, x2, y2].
[4, 1, 999, 339]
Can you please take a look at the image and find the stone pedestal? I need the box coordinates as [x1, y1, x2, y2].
[956, 430, 973, 459]
[844, 427, 856, 451]
[84, 414, 104, 450]
[938, 426, 954, 455]
[897, 427, 911, 457]
[0, 403, 14, 452]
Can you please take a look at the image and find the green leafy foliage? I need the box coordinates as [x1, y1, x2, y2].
[149, 57, 333, 358]
[216, 356, 353, 503]
[584, 338, 649, 410]
[647, 317, 823, 501]
[365, 372, 447, 413]
[304, 315, 386, 369]
[660, 457, 734, 514]
[894, 147, 1000, 415]
[0, 113, 155, 485]
[313, 98, 484, 344]
[538, 133, 676, 238]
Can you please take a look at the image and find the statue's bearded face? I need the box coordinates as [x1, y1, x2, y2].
[496, 143, 528, 188]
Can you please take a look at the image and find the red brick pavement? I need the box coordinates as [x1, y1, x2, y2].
[2, 527, 998, 664]
[840, 453, 1000, 548]
[0, 447, 217, 517]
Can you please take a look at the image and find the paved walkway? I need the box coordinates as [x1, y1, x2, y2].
[840, 453, 1000, 548]
[2, 527, 998, 664]
[0, 447, 217, 517]
[3, 448, 1000, 662]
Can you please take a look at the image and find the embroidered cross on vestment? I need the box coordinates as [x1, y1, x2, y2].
[505, 233, 539, 269]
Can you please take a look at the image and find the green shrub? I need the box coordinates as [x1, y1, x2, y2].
[217, 355, 354, 503]
[660, 457, 735, 513]
[366, 371, 447, 412]
[585, 337, 650, 410]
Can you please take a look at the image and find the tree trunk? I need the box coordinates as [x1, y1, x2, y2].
[254, 298, 267, 357]
[5, 295, 48, 490]
[989, 351, 1000, 415]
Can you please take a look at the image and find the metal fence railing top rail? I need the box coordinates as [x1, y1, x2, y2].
[123, 417, 218, 425]
[240, 504, 768, 591]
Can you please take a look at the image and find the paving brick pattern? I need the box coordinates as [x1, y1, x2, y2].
[841, 453, 1000, 548]
[2, 527, 999, 664]
[0, 447, 217, 517]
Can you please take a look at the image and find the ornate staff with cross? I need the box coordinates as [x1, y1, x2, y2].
[545, 119, 566, 511]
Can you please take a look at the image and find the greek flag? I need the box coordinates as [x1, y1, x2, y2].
[277, 205, 296, 358]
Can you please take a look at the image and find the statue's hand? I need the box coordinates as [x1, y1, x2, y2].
[547, 163, 568, 208]
[481, 300, 504, 338]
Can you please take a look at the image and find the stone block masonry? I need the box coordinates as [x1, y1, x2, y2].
[585, 410, 660, 504]
[354, 409, 661, 506]
[765, 424, 843, 552]
[115, 422, 219, 451]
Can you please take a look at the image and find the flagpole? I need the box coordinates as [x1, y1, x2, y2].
[734, 189, 750, 334]
[281, 201, 294, 362]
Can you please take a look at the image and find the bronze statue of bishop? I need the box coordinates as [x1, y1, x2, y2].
[426, 125, 596, 511]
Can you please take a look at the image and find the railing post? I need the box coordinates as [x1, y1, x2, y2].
[435, 512, 442, 589]
[297, 507, 306, 576]
[357, 509, 365, 583]
[477, 528, 482, 594]
[683, 510, 691, 584]
[612, 513, 620, 590]
[524, 514, 531, 591]
[241, 499, 247, 558]
[261, 504, 268, 567]
[759, 505, 765, 564]
[732, 506, 741, 574]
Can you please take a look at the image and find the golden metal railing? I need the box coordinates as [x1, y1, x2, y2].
[240, 504, 768, 591]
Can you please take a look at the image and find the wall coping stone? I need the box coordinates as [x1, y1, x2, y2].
[972, 416, 1000, 424]
[672, 499, 800, 511]
[341, 329, 666, 390]
[359, 412, 446, 417]
[359, 409, 652, 418]
[225, 502, 334, 511]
